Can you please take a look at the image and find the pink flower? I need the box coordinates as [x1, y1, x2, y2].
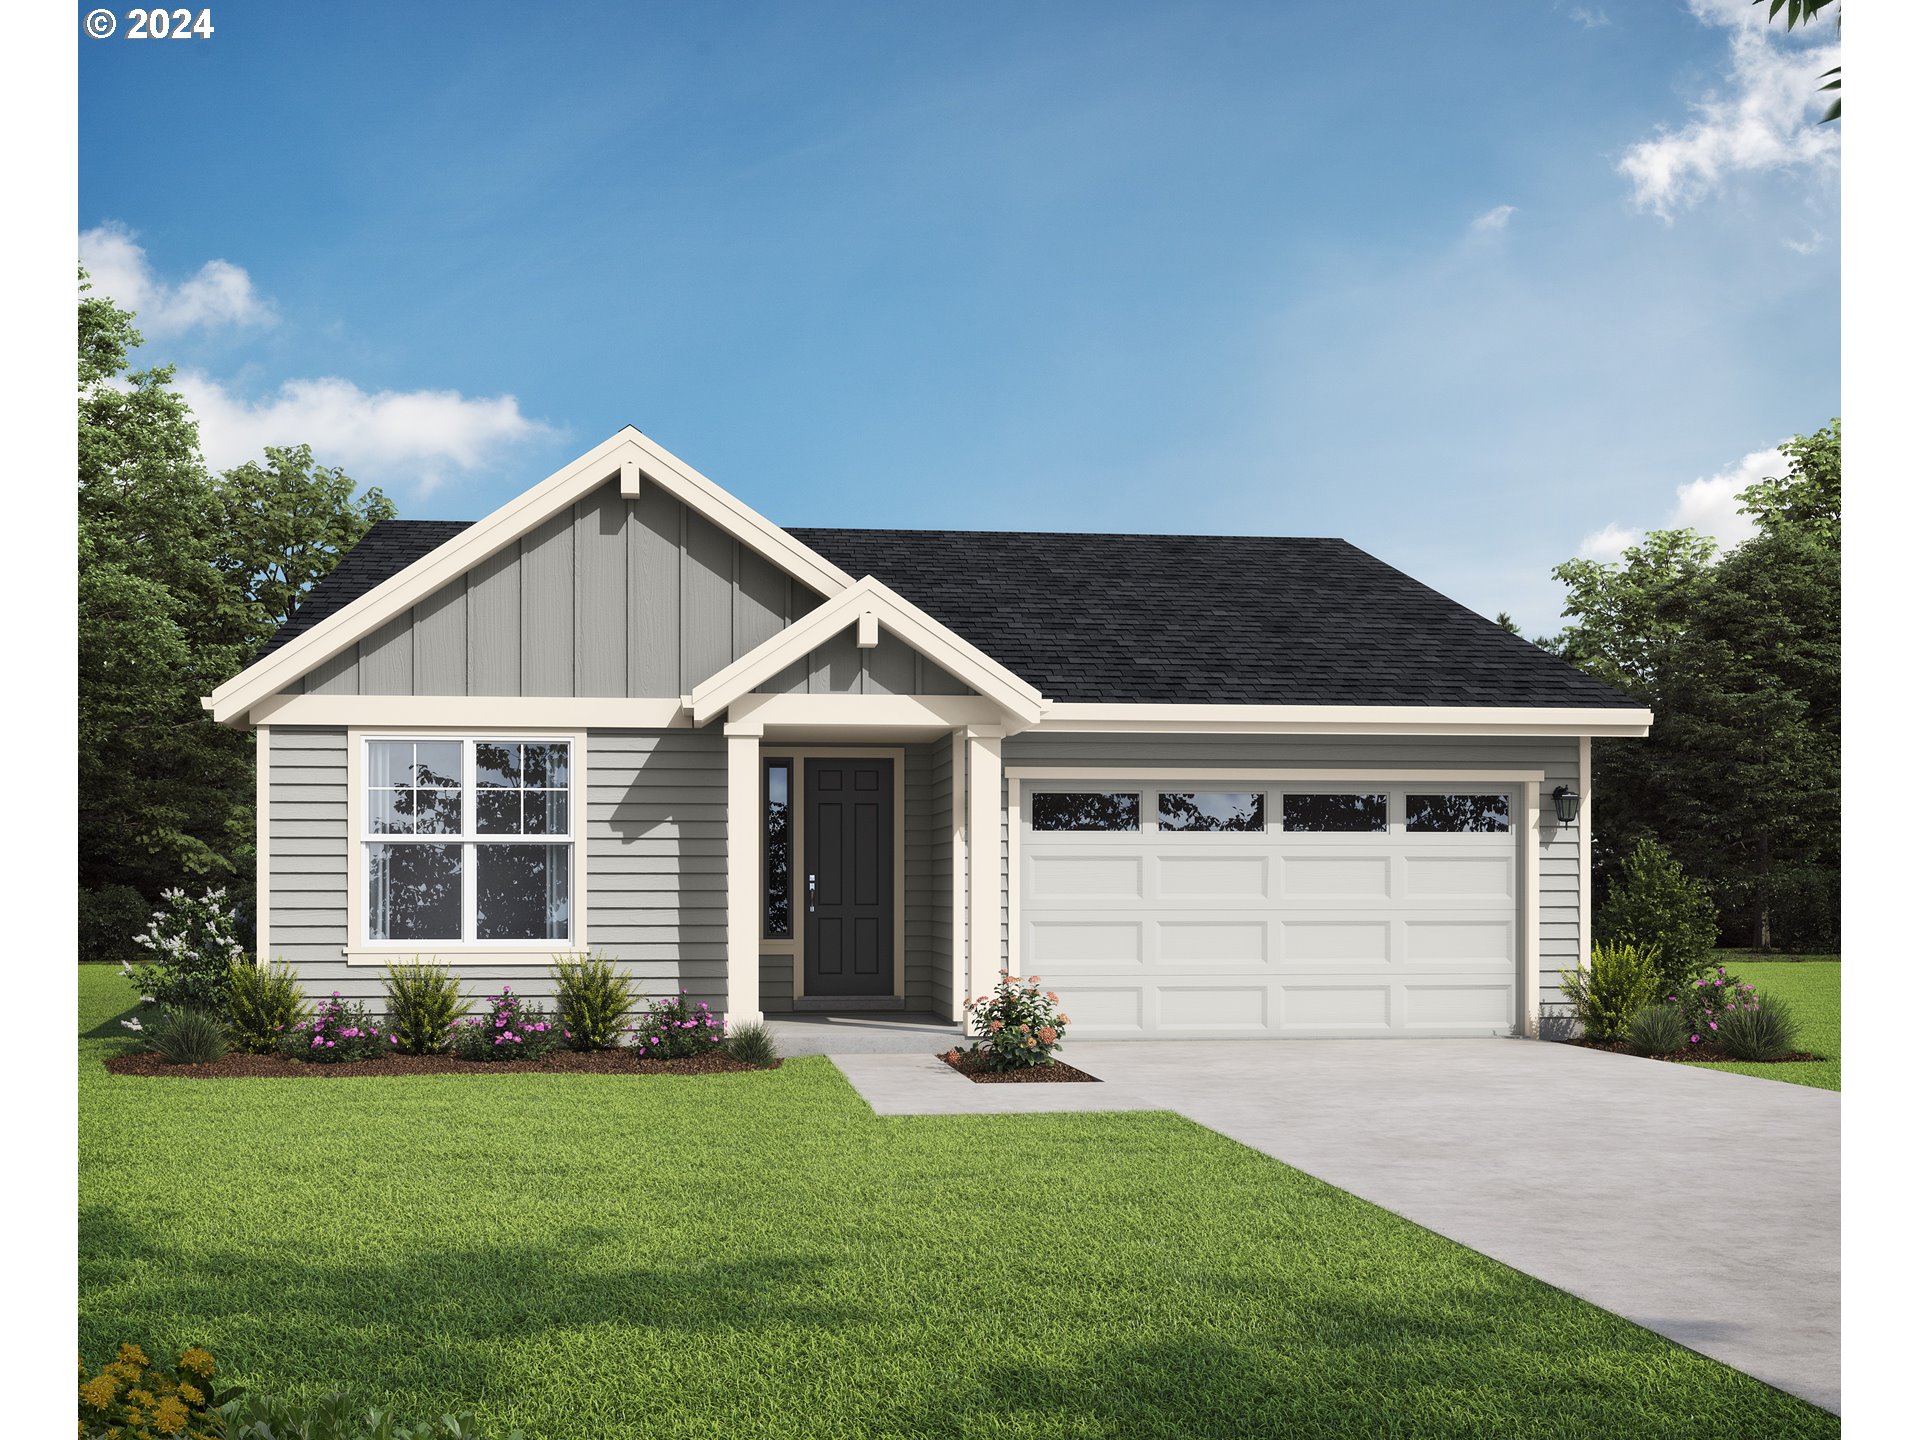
[1709, 1022, 1718, 1031]
[1691, 1034, 1701, 1044]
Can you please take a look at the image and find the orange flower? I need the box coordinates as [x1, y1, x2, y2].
[989, 1019, 1004, 1031]
[1046, 991, 1059, 1002]
[1028, 975, 1040, 983]
[1057, 1014, 1071, 1025]
[1025, 1037, 1038, 1048]
[1038, 1027, 1057, 1044]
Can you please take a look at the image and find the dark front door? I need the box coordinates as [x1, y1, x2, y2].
[803, 757, 895, 997]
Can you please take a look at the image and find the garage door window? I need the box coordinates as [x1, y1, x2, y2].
[1405, 793, 1511, 833]
[1031, 792, 1140, 831]
[1282, 792, 1387, 832]
[1158, 792, 1264, 832]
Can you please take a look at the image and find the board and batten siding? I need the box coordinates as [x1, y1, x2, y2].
[996, 732, 1583, 1020]
[265, 726, 731, 1008]
[295, 479, 972, 700]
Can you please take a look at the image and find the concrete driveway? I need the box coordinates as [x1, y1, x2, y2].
[833, 1037, 1840, 1412]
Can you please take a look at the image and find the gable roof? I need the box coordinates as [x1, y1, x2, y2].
[257, 519, 1634, 710]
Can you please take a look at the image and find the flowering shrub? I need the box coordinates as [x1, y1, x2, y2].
[633, 992, 727, 1058]
[1669, 965, 1759, 1047]
[127, 888, 248, 1018]
[382, 959, 470, 1054]
[962, 971, 1071, 1070]
[453, 987, 562, 1061]
[79, 1341, 232, 1439]
[226, 959, 311, 1053]
[278, 993, 389, 1063]
[550, 951, 636, 1050]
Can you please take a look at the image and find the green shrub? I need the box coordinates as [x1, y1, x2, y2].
[725, 1021, 780, 1067]
[550, 951, 636, 1050]
[382, 959, 470, 1054]
[453, 987, 562, 1061]
[226, 960, 311, 1053]
[1717, 991, 1801, 1061]
[1559, 942, 1661, 1043]
[1625, 1003, 1688, 1056]
[79, 883, 153, 965]
[128, 887, 249, 1017]
[145, 1008, 229, 1065]
[279, 993, 390, 1063]
[962, 970, 1071, 1070]
[221, 1389, 528, 1439]
[1597, 838, 1720, 993]
[633, 992, 727, 1058]
[80, 1340, 234, 1439]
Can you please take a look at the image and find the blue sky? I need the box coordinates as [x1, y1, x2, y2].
[77, 0, 1839, 635]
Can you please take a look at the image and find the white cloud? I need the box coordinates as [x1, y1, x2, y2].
[79, 222, 275, 335]
[175, 371, 553, 494]
[1782, 230, 1823, 254]
[1577, 443, 1783, 564]
[1617, 1, 1838, 219]
[1563, 5, 1611, 30]
[1469, 204, 1516, 234]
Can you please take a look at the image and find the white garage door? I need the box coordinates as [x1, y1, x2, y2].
[1016, 781, 1522, 1038]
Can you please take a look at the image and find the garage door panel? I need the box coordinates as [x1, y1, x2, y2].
[1404, 984, 1515, 1028]
[1053, 986, 1145, 1034]
[1403, 919, 1515, 965]
[1155, 853, 1270, 900]
[1025, 919, 1144, 967]
[1404, 854, 1513, 900]
[1159, 986, 1268, 1029]
[1280, 984, 1392, 1029]
[1282, 920, 1392, 962]
[1281, 854, 1393, 900]
[1028, 852, 1146, 901]
[1157, 920, 1269, 965]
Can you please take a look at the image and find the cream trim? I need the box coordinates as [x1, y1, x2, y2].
[1523, 781, 1542, 1038]
[1034, 704, 1652, 737]
[950, 728, 969, 1022]
[254, 726, 271, 967]
[206, 428, 857, 726]
[253, 694, 691, 729]
[1007, 766, 1548, 783]
[341, 727, 590, 963]
[1578, 735, 1592, 979]
[727, 693, 1007, 735]
[690, 576, 1046, 726]
[725, 730, 764, 1025]
[965, 731, 1003, 1001]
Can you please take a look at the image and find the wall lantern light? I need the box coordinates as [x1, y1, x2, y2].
[1552, 785, 1580, 824]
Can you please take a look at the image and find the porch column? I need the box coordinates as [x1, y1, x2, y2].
[965, 725, 1005, 1007]
[1521, 779, 1541, 1039]
[724, 720, 765, 1027]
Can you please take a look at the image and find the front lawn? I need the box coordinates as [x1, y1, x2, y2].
[78, 967, 1837, 1439]
[1695, 955, 1840, 1091]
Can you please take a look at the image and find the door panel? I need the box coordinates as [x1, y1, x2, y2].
[803, 757, 895, 996]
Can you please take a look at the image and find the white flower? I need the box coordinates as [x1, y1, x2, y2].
[120, 1018, 143, 1032]
[140, 995, 156, 1005]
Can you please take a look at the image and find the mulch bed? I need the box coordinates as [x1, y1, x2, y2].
[1567, 1039, 1824, 1066]
[939, 1049, 1100, 1084]
[103, 1048, 780, 1080]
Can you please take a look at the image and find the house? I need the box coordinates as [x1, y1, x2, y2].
[206, 428, 1650, 1039]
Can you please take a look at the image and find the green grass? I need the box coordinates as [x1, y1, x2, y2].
[78, 968, 1836, 1439]
[1691, 954, 1840, 1091]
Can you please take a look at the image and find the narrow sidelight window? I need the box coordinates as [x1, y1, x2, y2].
[1030, 792, 1141, 832]
[765, 759, 793, 938]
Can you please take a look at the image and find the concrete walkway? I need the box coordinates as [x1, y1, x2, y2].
[830, 1038, 1840, 1413]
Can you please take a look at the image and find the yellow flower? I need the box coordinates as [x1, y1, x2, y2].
[117, 1342, 151, 1370]
[79, 1373, 119, 1410]
[128, 1388, 157, 1409]
[177, 1381, 204, 1406]
[177, 1348, 215, 1378]
[152, 1395, 191, 1434]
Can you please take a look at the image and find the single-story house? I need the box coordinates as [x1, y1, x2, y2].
[207, 428, 1650, 1039]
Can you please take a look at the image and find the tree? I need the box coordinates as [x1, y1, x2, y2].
[77, 271, 393, 958]
[1754, 0, 1840, 122]
[1545, 422, 1840, 950]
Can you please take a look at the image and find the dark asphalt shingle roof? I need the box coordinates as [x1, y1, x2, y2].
[263, 519, 1634, 708]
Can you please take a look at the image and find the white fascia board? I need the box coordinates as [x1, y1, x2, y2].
[1032, 703, 1654, 737]
[690, 576, 1046, 726]
[206, 428, 857, 727]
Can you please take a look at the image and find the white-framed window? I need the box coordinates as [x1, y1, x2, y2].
[363, 737, 574, 945]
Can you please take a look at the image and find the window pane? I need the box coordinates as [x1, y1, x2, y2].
[1031, 792, 1140, 832]
[368, 843, 462, 940]
[475, 845, 570, 940]
[524, 743, 568, 788]
[1405, 793, 1511, 833]
[765, 761, 791, 938]
[1284, 793, 1387, 833]
[475, 741, 521, 788]
[413, 740, 462, 788]
[1159, 792, 1264, 832]
[367, 741, 412, 791]
[475, 790, 521, 835]
[525, 791, 567, 835]
[367, 786, 411, 835]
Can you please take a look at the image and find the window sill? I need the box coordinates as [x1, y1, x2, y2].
[341, 948, 584, 968]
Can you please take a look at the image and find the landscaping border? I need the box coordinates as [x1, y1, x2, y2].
[103, 1049, 780, 1080]
[938, 1049, 1101, 1083]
